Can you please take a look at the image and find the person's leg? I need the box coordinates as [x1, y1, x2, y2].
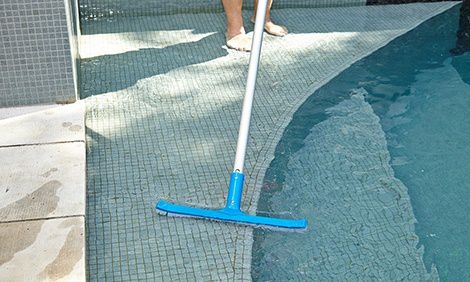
[222, 0, 244, 39]
[222, 0, 252, 51]
[252, 0, 288, 36]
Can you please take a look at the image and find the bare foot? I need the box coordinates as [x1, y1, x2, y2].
[250, 17, 288, 37]
[264, 21, 288, 36]
[226, 33, 252, 52]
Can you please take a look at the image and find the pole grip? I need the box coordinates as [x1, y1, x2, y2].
[225, 171, 245, 210]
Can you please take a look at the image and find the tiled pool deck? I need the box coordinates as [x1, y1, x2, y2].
[81, 2, 458, 281]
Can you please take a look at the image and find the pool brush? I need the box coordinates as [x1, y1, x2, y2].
[156, 0, 307, 231]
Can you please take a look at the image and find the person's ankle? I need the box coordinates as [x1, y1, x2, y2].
[227, 25, 245, 39]
[250, 16, 271, 24]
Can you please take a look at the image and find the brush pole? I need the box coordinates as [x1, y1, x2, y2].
[233, 0, 268, 173]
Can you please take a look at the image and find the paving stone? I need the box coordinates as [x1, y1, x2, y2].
[0, 216, 85, 282]
[0, 104, 57, 121]
[0, 142, 86, 222]
[0, 101, 85, 147]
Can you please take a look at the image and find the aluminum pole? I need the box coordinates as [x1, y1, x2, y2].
[233, 0, 269, 172]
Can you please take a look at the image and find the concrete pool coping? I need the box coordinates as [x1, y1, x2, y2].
[0, 102, 86, 281]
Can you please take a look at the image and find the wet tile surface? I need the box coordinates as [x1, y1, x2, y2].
[81, 3, 458, 281]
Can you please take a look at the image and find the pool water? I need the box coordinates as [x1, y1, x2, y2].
[252, 4, 469, 281]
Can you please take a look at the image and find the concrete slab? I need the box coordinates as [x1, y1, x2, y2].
[0, 101, 85, 147]
[0, 216, 85, 281]
[0, 104, 57, 120]
[0, 142, 85, 222]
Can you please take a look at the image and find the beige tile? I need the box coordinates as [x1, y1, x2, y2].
[0, 217, 85, 282]
[0, 104, 57, 120]
[0, 101, 85, 147]
[0, 142, 85, 222]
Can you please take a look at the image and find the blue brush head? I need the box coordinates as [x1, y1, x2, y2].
[156, 200, 308, 231]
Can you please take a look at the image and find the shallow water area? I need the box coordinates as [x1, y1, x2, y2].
[252, 5, 470, 281]
[79, 2, 462, 280]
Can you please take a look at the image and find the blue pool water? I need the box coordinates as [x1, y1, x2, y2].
[252, 4, 469, 281]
